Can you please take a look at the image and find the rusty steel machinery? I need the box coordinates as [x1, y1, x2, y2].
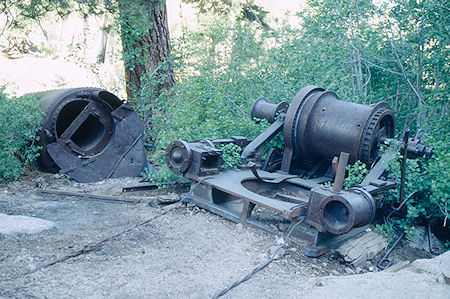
[38, 87, 147, 183]
[166, 86, 433, 257]
[281, 86, 395, 166]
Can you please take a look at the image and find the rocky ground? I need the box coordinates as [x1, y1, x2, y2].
[0, 171, 449, 298]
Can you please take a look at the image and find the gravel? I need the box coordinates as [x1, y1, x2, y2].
[1, 172, 448, 298]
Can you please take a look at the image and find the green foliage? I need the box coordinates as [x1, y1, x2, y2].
[375, 222, 418, 243]
[217, 143, 242, 170]
[423, 126, 450, 223]
[386, 155, 440, 223]
[142, 165, 182, 185]
[116, 0, 153, 71]
[0, 89, 42, 181]
[375, 222, 395, 242]
[375, 129, 449, 237]
[1, 0, 108, 32]
[146, 9, 282, 174]
[344, 160, 369, 190]
[322, 160, 369, 190]
[183, 0, 232, 15]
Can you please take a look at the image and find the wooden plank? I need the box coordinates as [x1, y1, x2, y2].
[337, 230, 388, 266]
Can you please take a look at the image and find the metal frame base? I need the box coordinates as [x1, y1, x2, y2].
[186, 172, 368, 257]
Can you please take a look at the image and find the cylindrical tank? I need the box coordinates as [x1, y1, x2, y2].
[283, 87, 395, 164]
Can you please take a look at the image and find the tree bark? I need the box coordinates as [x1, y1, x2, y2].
[97, 14, 110, 64]
[119, 0, 174, 101]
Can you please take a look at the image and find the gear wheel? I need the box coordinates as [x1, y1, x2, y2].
[359, 102, 395, 165]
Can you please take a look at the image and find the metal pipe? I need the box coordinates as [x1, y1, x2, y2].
[399, 129, 410, 203]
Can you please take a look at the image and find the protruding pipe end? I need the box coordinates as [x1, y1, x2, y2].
[251, 97, 288, 123]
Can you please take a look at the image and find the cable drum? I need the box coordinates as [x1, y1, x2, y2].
[283, 86, 395, 165]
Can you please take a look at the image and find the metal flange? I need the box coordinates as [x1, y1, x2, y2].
[166, 140, 192, 174]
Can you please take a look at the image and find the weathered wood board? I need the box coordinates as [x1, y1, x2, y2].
[337, 230, 388, 266]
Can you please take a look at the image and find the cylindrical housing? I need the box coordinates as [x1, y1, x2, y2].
[285, 89, 395, 164]
[319, 188, 375, 235]
[166, 140, 192, 174]
[251, 97, 288, 123]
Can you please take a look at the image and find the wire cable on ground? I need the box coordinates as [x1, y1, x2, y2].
[30, 179, 208, 274]
[212, 216, 306, 298]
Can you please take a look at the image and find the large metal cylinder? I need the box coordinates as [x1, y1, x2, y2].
[318, 188, 375, 235]
[283, 86, 395, 164]
[38, 87, 147, 182]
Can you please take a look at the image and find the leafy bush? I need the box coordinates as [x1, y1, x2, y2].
[217, 143, 242, 170]
[373, 130, 449, 241]
[424, 132, 450, 225]
[343, 160, 369, 190]
[142, 165, 181, 186]
[321, 160, 368, 190]
[0, 88, 42, 181]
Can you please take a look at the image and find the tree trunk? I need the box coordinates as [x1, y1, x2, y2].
[97, 14, 110, 64]
[349, 9, 364, 102]
[119, 0, 174, 101]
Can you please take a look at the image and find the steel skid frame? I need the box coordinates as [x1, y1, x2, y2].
[186, 169, 373, 257]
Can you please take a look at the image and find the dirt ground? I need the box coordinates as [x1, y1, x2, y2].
[1, 171, 449, 298]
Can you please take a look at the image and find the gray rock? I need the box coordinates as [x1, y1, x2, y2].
[32, 177, 47, 188]
[0, 213, 54, 234]
[407, 225, 446, 254]
[331, 270, 340, 275]
[345, 267, 356, 275]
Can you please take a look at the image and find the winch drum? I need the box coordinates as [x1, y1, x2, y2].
[280, 88, 395, 164]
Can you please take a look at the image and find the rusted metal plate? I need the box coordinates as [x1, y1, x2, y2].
[38, 88, 147, 183]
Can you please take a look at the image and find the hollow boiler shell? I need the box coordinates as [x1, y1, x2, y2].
[38, 87, 148, 183]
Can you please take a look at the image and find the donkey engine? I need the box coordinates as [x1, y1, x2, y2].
[166, 86, 432, 257]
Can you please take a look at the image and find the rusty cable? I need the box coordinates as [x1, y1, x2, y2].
[29, 179, 209, 274]
[212, 217, 306, 298]
[377, 232, 405, 270]
[385, 190, 419, 222]
[378, 213, 442, 270]
[379, 191, 424, 270]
